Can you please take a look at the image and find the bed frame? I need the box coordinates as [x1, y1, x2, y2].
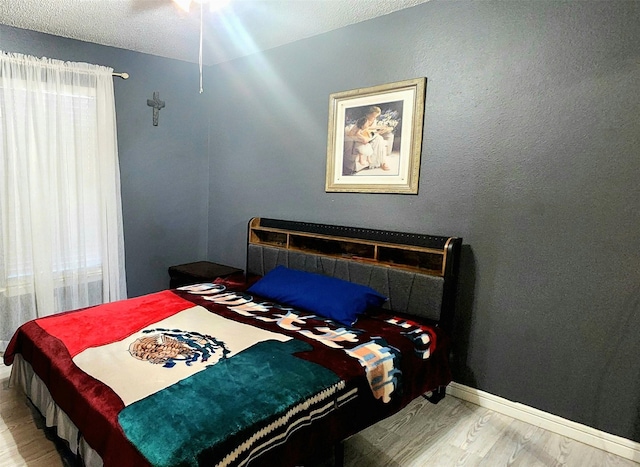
[5, 218, 463, 467]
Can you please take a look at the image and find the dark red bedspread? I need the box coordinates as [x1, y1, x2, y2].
[3, 281, 451, 467]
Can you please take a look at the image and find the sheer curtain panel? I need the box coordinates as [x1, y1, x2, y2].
[0, 52, 127, 351]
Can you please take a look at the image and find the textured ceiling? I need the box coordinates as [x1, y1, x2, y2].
[0, 0, 430, 65]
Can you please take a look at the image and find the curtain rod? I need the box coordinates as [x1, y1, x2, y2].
[112, 72, 129, 79]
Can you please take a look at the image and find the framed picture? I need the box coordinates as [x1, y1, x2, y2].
[325, 77, 426, 194]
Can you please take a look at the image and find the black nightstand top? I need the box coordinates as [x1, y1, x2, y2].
[168, 261, 243, 288]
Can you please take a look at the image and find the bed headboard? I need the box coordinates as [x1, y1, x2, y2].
[246, 217, 462, 333]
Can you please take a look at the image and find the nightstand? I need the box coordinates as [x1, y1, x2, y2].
[168, 261, 243, 289]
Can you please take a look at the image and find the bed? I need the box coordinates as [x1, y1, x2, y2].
[3, 217, 462, 467]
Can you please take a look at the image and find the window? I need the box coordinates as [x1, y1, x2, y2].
[0, 52, 126, 349]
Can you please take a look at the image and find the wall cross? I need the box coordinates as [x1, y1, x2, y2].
[146, 91, 165, 126]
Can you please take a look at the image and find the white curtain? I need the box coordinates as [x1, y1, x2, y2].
[0, 51, 127, 351]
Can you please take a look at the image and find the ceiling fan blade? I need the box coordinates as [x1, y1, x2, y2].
[128, 0, 182, 13]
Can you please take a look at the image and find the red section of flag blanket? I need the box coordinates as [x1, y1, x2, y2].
[35, 290, 193, 357]
[4, 320, 151, 467]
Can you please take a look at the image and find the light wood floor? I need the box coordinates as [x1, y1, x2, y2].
[1, 362, 638, 466]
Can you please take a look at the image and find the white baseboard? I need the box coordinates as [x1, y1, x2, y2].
[446, 382, 640, 463]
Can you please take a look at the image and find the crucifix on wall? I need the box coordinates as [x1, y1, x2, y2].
[146, 91, 165, 126]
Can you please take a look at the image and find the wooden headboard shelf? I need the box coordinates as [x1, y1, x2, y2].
[247, 217, 462, 333]
[249, 217, 457, 277]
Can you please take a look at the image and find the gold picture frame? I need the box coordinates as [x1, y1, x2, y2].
[325, 78, 426, 194]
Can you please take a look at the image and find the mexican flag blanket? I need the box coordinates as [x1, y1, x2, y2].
[4, 282, 451, 467]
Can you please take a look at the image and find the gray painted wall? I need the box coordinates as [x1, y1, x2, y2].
[205, 1, 640, 442]
[1, 0, 639, 446]
[0, 25, 210, 297]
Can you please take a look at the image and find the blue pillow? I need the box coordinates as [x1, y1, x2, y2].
[247, 266, 387, 326]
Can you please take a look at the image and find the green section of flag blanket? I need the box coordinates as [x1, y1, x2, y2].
[118, 338, 340, 467]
